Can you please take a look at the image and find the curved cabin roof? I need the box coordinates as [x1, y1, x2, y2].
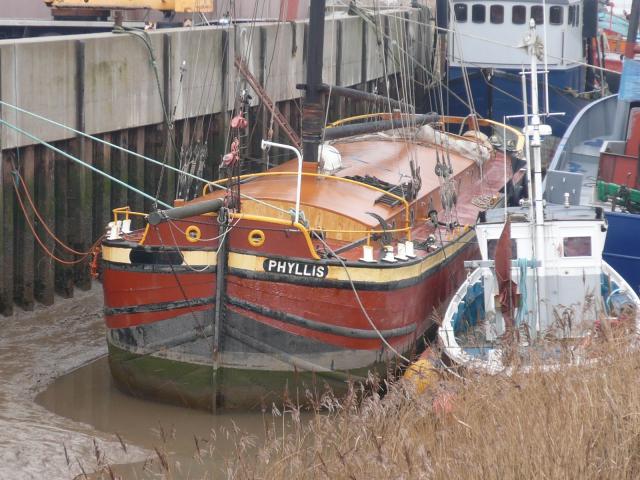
[203, 136, 478, 229]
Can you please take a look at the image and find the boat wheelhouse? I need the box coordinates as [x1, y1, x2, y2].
[444, 0, 595, 137]
[544, 0, 640, 294]
[438, 205, 640, 373]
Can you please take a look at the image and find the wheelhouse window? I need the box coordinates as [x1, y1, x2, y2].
[472, 4, 486, 23]
[531, 5, 544, 25]
[550, 6, 563, 25]
[487, 239, 518, 260]
[490, 5, 504, 24]
[454, 3, 468, 22]
[575, 5, 580, 26]
[512, 5, 527, 24]
[568, 5, 576, 25]
[563, 237, 592, 257]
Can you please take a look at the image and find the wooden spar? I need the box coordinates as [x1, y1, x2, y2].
[323, 114, 439, 140]
[314, 84, 412, 111]
[212, 218, 229, 413]
[147, 198, 224, 225]
[301, 0, 326, 163]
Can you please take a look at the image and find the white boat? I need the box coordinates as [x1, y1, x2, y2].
[438, 19, 640, 374]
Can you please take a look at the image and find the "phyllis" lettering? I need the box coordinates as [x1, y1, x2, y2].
[263, 259, 328, 278]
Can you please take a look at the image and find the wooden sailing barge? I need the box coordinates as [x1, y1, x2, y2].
[101, 2, 525, 410]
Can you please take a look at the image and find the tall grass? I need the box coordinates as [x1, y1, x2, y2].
[234, 342, 640, 479]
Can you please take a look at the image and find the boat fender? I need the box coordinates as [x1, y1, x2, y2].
[403, 357, 440, 394]
[248, 229, 266, 247]
[185, 225, 202, 243]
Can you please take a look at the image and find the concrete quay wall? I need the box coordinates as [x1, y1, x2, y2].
[0, 9, 432, 149]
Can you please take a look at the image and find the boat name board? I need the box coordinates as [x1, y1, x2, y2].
[262, 259, 328, 278]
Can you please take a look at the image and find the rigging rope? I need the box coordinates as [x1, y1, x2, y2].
[10, 170, 103, 266]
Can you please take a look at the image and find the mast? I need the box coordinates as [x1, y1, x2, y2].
[523, 19, 552, 337]
[301, 0, 326, 163]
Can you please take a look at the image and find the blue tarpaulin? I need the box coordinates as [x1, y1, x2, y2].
[619, 59, 640, 102]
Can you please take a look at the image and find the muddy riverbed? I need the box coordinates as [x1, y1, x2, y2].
[1, 285, 281, 479]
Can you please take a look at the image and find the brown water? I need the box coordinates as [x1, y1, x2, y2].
[37, 356, 282, 478]
[1, 285, 295, 479]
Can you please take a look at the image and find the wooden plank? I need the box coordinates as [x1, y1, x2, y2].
[14, 146, 35, 311]
[0, 151, 15, 316]
[34, 147, 55, 306]
[93, 133, 112, 241]
[54, 147, 73, 298]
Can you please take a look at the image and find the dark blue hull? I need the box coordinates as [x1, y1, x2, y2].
[603, 211, 640, 295]
[446, 66, 590, 137]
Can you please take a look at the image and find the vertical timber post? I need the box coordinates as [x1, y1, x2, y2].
[72, 39, 92, 290]
[112, 131, 129, 209]
[35, 147, 55, 306]
[161, 33, 176, 205]
[144, 125, 162, 211]
[0, 149, 14, 316]
[54, 147, 72, 298]
[14, 146, 35, 310]
[129, 127, 145, 214]
[93, 133, 112, 241]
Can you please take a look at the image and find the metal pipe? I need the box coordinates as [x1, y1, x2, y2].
[261, 140, 303, 224]
[147, 198, 224, 225]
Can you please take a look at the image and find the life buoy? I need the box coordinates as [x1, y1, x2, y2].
[185, 225, 202, 243]
[248, 229, 265, 247]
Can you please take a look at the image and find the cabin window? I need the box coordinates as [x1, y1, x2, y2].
[490, 5, 504, 24]
[531, 5, 544, 25]
[487, 239, 518, 260]
[472, 4, 486, 23]
[563, 236, 592, 257]
[454, 4, 467, 22]
[550, 6, 563, 25]
[568, 5, 576, 25]
[575, 5, 580, 26]
[512, 5, 527, 24]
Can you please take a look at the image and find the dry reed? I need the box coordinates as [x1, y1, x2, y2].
[231, 341, 640, 480]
